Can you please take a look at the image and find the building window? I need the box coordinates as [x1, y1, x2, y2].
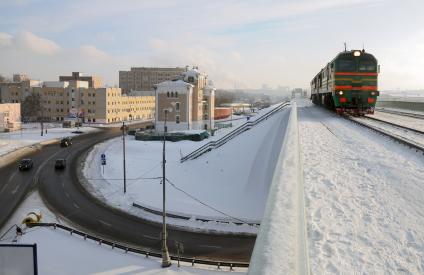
[175, 102, 180, 111]
[176, 115, 180, 124]
[167, 92, 170, 97]
[171, 92, 174, 97]
[175, 92, 178, 97]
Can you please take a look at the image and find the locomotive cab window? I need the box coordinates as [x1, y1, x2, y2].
[358, 60, 377, 72]
[336, 59, 356, 71]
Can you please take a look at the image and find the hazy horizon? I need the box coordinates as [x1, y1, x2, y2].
[1, 0, 424, 90]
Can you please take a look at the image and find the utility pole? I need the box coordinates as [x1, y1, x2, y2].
[40, 108, 44, 136]
[122, 121, 127, 194]
[161, 110, 171, 267]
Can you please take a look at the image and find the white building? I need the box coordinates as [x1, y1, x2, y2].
[155, 80, 193, 131]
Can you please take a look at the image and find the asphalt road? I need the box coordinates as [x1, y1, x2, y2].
[29, 128, 256, 262]
[0, 142, 62, 228]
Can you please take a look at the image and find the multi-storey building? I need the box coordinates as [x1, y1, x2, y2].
[0, 79, 41, 103]
[59, 72, 102, 88]
[0, 103, 21, 131]
[119, 67, 186, 92]
[0, 74, 155, 124]
[155, 80, 194, 131]
[155, 68, 215, 131]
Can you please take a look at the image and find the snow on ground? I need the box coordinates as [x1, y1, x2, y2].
[0, 192, 246, 274]
[82, 104, 291, 233]
[0, 123, 99, 157]
[298, 99, 424, 274]
[373, 111, 424, 131]
[0, 191, 63, 240]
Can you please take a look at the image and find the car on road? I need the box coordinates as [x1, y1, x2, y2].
[18, 159, 33, 171]
[54, 159, 66, 169]
[60, 137, 73, 147]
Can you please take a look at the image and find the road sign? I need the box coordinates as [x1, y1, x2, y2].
[101, 153, 106, 160]
[101, 159, 106, 165]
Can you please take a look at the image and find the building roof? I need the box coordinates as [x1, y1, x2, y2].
[156, 80, 194, 89]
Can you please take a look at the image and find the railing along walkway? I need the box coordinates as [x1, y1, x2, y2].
[180, 101, 290, 162]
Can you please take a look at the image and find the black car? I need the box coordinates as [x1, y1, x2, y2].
[18, 159, 33, 171]
[54, 159, 66, 169]
[60, 137, 73, 147]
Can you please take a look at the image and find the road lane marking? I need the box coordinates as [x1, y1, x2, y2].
[0, 170, 19, 194]
[11, 184, 20, 194]
[197, 245, 222, 249]
[65, 192, 70, 198]
[142, 234, 159, 240]
[99, 220, 111, 227]
[73, 203, 80, 209]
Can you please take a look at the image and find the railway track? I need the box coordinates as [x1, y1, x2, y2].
[364, 115, 424, 135]
[375, 108, 424, 120]
[346, 116, 424, 153]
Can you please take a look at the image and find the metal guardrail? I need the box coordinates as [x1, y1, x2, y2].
[180, 101, 290, 162]
[133, 202, 260, 226]
[28, 223, 249, 269]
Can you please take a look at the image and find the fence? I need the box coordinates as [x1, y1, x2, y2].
[27, 223, 249, 269]
[180, 101, 290, 162]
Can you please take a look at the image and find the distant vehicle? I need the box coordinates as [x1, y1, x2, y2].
[71, 130, 83, 134]
[311, 49, 379, 115]
[54, 159, 66, 169]
[60, 137, 73, 147]
[18, 159, 33, 171]
[62, 121, 75, 128]
[63, 120, 82, 128]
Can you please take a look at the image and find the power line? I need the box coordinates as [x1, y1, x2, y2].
[165, 178, 248, 224]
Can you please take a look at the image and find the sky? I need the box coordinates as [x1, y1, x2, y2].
[0, 0, 424, 90]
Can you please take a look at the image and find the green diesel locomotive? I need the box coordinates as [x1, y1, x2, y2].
[311, 49, 379, 115]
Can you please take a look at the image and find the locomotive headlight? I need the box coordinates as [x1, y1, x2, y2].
[353, 51, 361, 57]
[371, 91, 376, 96]
[338, 91, 344, 95]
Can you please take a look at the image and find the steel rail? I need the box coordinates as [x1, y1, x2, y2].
[363, 115, 424, 135]
[345, 116, 424, 153]
[375, 108, 424, 120]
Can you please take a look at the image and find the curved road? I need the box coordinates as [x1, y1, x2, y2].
[1, 128, 255, 262]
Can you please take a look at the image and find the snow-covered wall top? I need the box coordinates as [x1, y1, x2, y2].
[248, 101, 310, 275]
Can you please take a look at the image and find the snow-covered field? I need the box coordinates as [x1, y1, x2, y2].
[0, 123, 99, 157]
[82, 105, 291, 233]
[298, 99, 424, 273]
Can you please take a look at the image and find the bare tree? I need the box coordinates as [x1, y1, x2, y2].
[21, 92, 42, 122]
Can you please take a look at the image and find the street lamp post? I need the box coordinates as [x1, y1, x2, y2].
[122, 121, 127, 194]
[161, 109, 171, 267]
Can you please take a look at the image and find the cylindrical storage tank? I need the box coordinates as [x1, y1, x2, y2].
[214, 107, 232, 119]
